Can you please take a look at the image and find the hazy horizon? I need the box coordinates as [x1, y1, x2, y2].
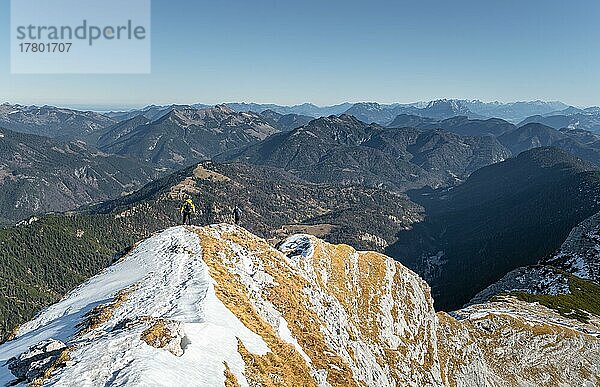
[1, 0, 599, 107]
[1, 98, 597, 113]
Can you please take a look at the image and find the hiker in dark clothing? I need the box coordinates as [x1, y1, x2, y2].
[180, 199, 196, 225]
[233, 205, 243, 225]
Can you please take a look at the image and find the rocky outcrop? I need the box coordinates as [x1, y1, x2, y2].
[468, 265, 570, 305]
[546, 210, 600, 283]
[140, 318, 189, 357]
[5, 339, 70, 385]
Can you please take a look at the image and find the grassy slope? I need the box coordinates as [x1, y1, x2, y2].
[509, 272, 600, 323]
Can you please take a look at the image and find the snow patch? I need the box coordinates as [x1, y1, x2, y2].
[277, 316, 311, 364]
[0, 227, 271, 387]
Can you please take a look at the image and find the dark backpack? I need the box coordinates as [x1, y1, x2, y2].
[234, 207, 243, 218]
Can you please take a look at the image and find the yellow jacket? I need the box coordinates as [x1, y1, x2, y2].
[180, 200, 196, 214]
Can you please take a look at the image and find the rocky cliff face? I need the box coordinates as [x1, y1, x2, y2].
[0, 226, 598, 386]
[547, 210, 600, 283]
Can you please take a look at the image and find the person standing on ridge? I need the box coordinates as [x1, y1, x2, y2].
[180, 198, 196, 225]
[233, 205, 243, 225]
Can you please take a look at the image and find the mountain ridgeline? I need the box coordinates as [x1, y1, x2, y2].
[0, 104, 116, 143]
[218, 114, 511, 191]
[0, 161, 422, 342]
[344, 99, 481, 126]
[342, 99, 571, 125]
[387, 114, 600, 166]
[388, 115, 516, 136]
[519, 109, 600, 134]
[98, 105, 280, 169]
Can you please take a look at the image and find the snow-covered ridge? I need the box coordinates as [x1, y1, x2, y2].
[1, 225, 599, 386]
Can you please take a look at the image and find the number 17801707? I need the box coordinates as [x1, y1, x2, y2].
[18, 43, 72, 53]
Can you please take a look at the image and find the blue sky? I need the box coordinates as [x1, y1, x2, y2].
[0, 0, 598, 109]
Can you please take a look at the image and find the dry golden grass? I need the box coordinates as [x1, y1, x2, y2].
[223, 229, 364, 386]
[237, 339, 308, 387]
[168, 177, 201, 200]
[197, 229, 320, 385]
[194, 226, 599, 386]
[193, 165, 230, 182]
[311, 241, 417, 384]
[77, 286, 134, 335]
[281, 224, 335, 238]
[436, 308, 597, 387]
[435, 312, 472, 387]
[223, 361, 241, 387]
[140, 319, 173, 349]
[196, 227, 361, 387]
[167, 165, 230, 200]
[306, 235, 445, 385]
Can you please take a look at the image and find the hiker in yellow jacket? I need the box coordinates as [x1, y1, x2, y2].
[180, 198, 196, 225]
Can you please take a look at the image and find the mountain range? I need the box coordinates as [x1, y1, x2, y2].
[48, 98, 578, 126]
[0, 103, 116, 143]
[344, 100, 482, 125]
[519, 111, 600, 134]
[389, 115, 516, 136]
[0, 127, 158, 224]
[225, 102, 354, 117]
[463, 100, 569, 122]
[98, 105, 281, 170]
[344, 99, 574, 125]
[101, 101, 599, 137]
[257, 109, 314, 131]
[388, 115, 600, 166]
[105, 104, 211, 122]
[2, 99, 595, 142]
[218, 114, 511, 191]
[498, 123, 600, 165]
